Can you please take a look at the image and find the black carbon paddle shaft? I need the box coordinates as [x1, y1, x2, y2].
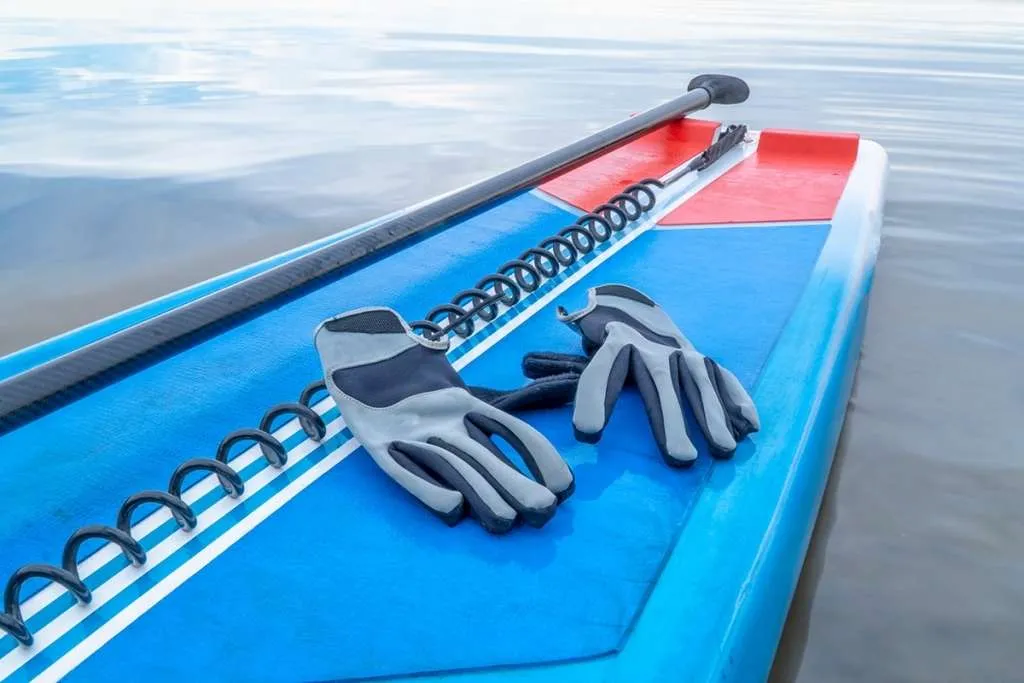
[0, 75, 749, 433]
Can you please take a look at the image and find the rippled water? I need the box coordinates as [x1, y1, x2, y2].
[2, 1, 1024, 680]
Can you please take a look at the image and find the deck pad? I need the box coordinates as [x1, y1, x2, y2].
[540, 118, 719, 212]
[0, 119, 886, 682]
[661, 129, 860, 225]
[52, 224, 829, 682]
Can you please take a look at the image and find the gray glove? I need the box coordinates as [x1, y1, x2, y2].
[528, 284, 759, 466]
[314, 307, 574, 534]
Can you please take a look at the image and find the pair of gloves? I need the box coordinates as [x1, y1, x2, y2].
[314, 285, 759, 534]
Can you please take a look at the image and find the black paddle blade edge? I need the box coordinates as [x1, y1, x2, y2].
[688, 74, 750, 105]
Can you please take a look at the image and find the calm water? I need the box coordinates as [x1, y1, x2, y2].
[2, 1, 1024, 680]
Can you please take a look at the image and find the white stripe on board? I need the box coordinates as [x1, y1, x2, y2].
[526, 189, 585, 217]
[4, 135, 757, 683]
[36, 434, 363, 683]
[10, 398, 333, 625]
[0, 415, 346, 680]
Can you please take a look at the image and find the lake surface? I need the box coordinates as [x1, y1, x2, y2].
[2, 1, 1023, 680]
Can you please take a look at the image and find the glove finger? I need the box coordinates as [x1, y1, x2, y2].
[372, 442, 465, 526]
[431, 433, 558, 529]
[705, 359, 760, 437]
[675, 351, 738, 458]
[572, 334, 631, 443]
[392, 440, 517, 534]
[522, 351, 589, 379]
[468, 405, 575, 502]
[632, 349, 697, 467]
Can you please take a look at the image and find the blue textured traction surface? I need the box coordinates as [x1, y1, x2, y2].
[0, 188, 829, 681]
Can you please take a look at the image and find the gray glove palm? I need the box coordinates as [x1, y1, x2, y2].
[529, 285, 759, 466]
[315, 307, 574, 534]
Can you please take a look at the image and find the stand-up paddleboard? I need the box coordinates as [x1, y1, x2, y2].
[0, 75, 887, 682]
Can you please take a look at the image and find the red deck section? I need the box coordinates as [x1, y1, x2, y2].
[539, 118, 720, 212]
[660, 129, 861, 225]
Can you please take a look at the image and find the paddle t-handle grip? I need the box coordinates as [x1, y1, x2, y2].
[688, 74, 750, 106]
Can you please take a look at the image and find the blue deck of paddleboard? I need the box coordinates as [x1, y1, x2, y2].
[0, 189, 833, 681]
